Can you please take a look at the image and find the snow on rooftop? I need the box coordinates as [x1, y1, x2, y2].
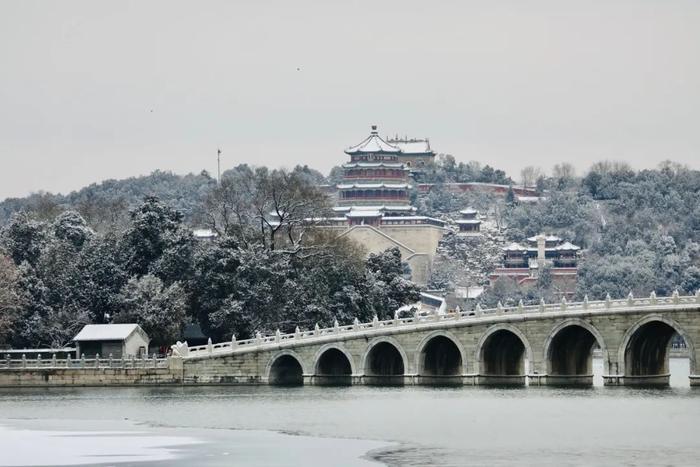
[337, 183, 410, 190]
[345, 126, 401, 154]
[555, 241, 581, 251]
[343, 162, 406, 169]
[517, 196, 542, 203]
[346, 211, 382, 218]
[388, 139, 433, 154]
[333, 205, 416, 213]
[527, 234, 562, 243]
[192, 228, 217, 238]
[503, 242, 527, 251]
[73, 324, 142, 342]
[459, 208, 477, 215]
[455, 219, 481, 224]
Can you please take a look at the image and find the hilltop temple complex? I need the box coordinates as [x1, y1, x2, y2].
[327, 126, 446, 285]
[489, 234, 581, 296]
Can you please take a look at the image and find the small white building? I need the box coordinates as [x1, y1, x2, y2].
[72, 324, 150, 358]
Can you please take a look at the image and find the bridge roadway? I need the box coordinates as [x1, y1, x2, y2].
[171, 292, 700, 387]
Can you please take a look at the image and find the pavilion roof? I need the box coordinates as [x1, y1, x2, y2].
[555, 241, 581, 251]
[342, 162, 407, 169]
[345, 126, 401, 154]
[387, 138, 433, 155]
[337, 183, 410, 190]
[503, 242, 527, 251]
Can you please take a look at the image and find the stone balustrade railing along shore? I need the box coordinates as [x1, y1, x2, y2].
[1, 353, 169, 370]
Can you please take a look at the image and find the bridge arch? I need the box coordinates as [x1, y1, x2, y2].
[361, 337, 408, 377]
[265, 350, 308, 385]
[313, 344, 356, 376]
[618, 314, 696, 378]
[544, 319, 609, 376]
[415, 331, 466, 376]
[476, 324, 533, 379]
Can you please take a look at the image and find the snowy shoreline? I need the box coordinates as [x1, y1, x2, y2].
[0, 418, 391, 467]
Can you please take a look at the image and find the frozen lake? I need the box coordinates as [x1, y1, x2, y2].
[0, 358, 697, 466]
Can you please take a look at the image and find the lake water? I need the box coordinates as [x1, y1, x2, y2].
[0, 358, 698, 466]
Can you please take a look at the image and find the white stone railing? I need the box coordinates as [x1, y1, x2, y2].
[0, 354, 169, 370]
[174, 290, 700, 359]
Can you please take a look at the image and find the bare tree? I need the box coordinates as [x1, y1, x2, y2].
[520, 166, 542, 188]
[204, 167, 333, 253]
[552, 163, 576, 180]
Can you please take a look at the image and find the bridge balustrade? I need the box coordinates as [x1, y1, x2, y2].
[177, 291, 700, 360]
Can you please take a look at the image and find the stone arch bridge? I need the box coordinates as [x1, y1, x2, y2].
[171, 292, 700, 387]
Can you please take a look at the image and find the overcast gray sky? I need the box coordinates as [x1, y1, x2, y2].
[1, 0, 699, 200]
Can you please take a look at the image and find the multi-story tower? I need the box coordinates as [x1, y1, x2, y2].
[337, 126, 412, 210]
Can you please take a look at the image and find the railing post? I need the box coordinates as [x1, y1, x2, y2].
[560, 297, 567, 311]
[95, 353, 100, 368]
[696, 289, 700, 304]
[108, 353, 113, 368]
[22, 354, 26, 369]
[66, 354, 71, 368]
[275, 329, 281, 342]
[131, 355, 136, 368]
[51, 354, 57, 368]
[517, 300, 524, 312]
[231, 334, 237, 346]
[474, 304, 482, 317]
[393, 311, 400, 325]
[153, 353, 157, 368]
[605, 293, 612, 309]
[372, 315, 379, 327]
[353, 317, 360, 330]
[294, 327, 301, 339]
[583, 295, 589, 310]
[81, 353, 86, 368]
[672, 290, 680, 304]
[142, 352, 147, 368]
[496, 302, 504, 315]
[539, 298, 546, 312]
[650, 291, 657, 305]
[314, 324, 320, 335]
[5, 354, 10, 369]
[334, 319, 340, 332]
[207, 338, 213, 354]
[36, 353, 42, 368]
[627, 291, 634, 306]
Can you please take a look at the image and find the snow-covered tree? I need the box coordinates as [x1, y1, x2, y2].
[0, 253, 25, 346]
[113, 275, 187, 346]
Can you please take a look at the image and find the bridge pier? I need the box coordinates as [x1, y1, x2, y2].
[689, 375, 700, 386]
[602, 374, 670, 387]
[528, 374, 594, 386]
[476, 375, 527, 386]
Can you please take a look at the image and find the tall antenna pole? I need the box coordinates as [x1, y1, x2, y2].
[217, 148, 222, 185]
